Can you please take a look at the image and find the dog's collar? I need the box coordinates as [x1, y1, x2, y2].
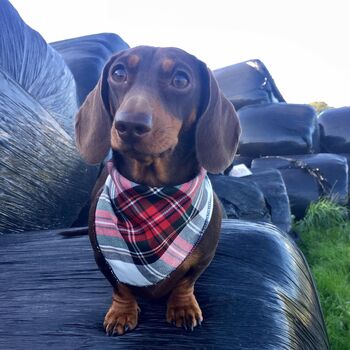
[94, 161, 213, 287]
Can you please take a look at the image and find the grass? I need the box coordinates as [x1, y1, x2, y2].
[295, 199, 350, 350]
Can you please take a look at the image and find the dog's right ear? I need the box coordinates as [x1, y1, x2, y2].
[75, 55, 116, 165]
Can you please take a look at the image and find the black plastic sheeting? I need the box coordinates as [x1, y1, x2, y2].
[213, 59, 285, 110]
[209, 174, 271, 224]
[0, 221, 330, 349]
[210, 169, 291, 233]
[0, 0, 98, 233]
[249, 168, 292, 233]
[51, 33, 129, 106]
[340, 153, 350, 192]
[252, 154, 349, 219]
[232, 155, 253, 167]
[238, 103, 320, 157]
[224, 155, 253, 175]
[318, 106, 350, 153]
[0, 0, 77, 136]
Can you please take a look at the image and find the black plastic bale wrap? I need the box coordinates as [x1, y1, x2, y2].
[232, 155, 253, 167]
[213, 59, 285, 110]
[210, 169, 292, 233]
[248, 168, 292, 233]
[238, 103, 320, 158]
[318, 106, 350, 153]
[339, 153, 350, 192]
[224, 154, 253, 175]
[51, 33, 129, 106]
[208, 174, 272, 224]
[0, 0, 98, 233]
[0, 221, 330, 349]
[251, 153, 349, 219]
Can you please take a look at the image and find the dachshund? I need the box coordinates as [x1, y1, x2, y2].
[75, 46, 241, 336]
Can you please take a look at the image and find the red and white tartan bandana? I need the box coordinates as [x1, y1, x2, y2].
[95, 161, 213, 287]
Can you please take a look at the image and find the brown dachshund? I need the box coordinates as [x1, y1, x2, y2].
[75, 46, 241, 335]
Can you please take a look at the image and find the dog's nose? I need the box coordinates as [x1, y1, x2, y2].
[114, 112, 153, 140]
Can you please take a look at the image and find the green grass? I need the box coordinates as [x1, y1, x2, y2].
[295, 199, 350, 350]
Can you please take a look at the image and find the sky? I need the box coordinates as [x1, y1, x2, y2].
[10, 0, 350, 108]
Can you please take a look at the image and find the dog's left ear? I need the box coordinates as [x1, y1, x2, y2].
[196, 63, 241, 174]
[75, 54, 116, 165]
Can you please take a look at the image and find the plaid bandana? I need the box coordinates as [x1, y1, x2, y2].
[95, 162, 213, 287]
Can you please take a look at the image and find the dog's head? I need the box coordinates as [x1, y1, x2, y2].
[75, 46, 241, 173]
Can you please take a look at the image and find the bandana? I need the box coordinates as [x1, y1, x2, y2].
[95, 162, 213, 287]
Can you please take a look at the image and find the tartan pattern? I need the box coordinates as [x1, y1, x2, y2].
[95, 162, 213, 287]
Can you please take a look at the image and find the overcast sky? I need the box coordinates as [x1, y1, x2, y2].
[10, 0, 350, 108]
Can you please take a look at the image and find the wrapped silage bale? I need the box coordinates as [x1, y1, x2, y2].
[249, 168, 292, 233]
[0, 220, 330, 349]
[51, 33, 129, 106]
[211, 167, 292, 233]
[224, 154, 253, 175]
[0, 0, 98, 233]
[209, 174, 271, 224]
[318, 106, 350, 153]
[237, 103, 320, 158]
[251, 153, 348, 219]
[213, 59, 285, 110]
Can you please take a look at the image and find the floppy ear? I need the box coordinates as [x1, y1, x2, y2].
[75, 56, 116, 164]
[196, 64, 241, 174]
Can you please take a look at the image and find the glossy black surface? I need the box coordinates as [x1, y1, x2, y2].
[209, 169, 292, 234]
[214, 59, 285, 110]
[0, 220, 329, 349]
[0, 0, 98, 233]
[250, 168, 292, 233]
[209, 174, 271, 223]
[252, 153, 348, 219]
[51, 33, 129, 105]
[238, 103, 320, 157]
[318, 106, 350, 153]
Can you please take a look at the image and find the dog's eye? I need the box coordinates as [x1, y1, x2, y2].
[113, 66, 127, 82]
[172, 72, 190, 89]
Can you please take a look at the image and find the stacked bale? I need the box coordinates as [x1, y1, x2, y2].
[51, 33, 129, 106]
[226, 101, 350, 219]
[248, 168, 292, 233]
[237, 103, 320, 157]
[214, 59, 285, 110]
[208, 174, 272, 224]
[251, 154, 348, 219]
[318, 106, 350, 198]
[0, 1, 128, 233]
[318, 107, 350, 153]
[226, 102, 320, 222]
[224, 155, 253, 174]
[210, 169, 292, 233]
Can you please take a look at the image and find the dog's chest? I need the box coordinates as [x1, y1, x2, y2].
[94, 163, 213, 287]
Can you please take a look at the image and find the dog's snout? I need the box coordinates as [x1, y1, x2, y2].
[115, 112, 153, 140]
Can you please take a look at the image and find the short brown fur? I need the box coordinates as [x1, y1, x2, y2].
[75, 46, 241, 335]
[127, 54, 140, 68]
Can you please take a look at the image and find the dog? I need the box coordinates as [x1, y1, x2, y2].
[75, 46, 241, 335]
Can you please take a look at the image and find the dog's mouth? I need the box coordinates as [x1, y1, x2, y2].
[114, 143, 175, 163]
[110, 122, 181, 164]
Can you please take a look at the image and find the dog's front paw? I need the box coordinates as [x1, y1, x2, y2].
[166, 293, 203, 331]
[104, 300, 140, 336]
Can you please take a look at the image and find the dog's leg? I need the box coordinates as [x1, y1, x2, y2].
[104, 284, 140, 336]
[166, 195, 222, 331]
[166, 278, 203, 331]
